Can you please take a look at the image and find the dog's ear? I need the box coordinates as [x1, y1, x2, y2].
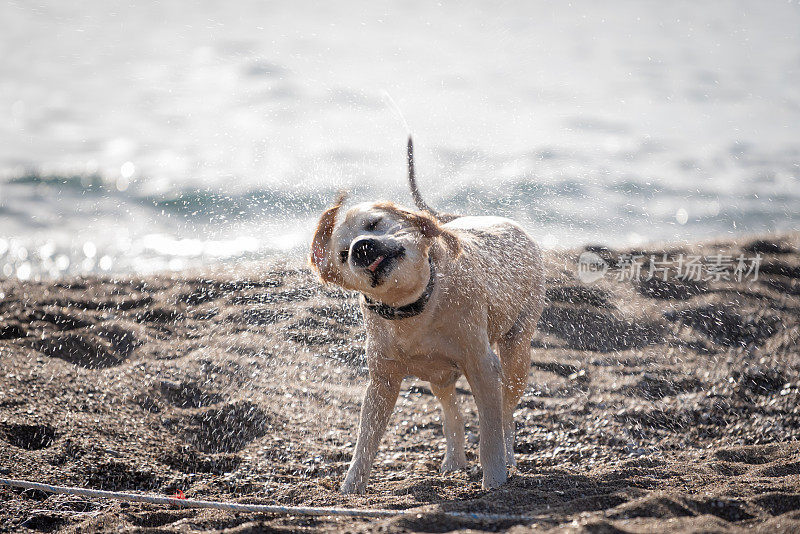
[376, 202, 461, 257]
[310, 192, 347, 284]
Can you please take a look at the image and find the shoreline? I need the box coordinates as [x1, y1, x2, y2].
[7, 227, 799, 285]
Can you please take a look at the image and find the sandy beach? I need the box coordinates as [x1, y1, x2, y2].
[1, 233, 799, 533]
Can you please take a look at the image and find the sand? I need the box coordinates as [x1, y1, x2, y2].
[1, 233, 799, 533]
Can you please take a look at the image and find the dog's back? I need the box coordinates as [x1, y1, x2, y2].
[442, 215, 545, 343]
[406, 140, 544, 339]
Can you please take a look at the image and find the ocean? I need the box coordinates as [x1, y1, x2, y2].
[1, 0, 798, 278]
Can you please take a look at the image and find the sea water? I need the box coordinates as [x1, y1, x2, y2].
[1, 0, 798, 278]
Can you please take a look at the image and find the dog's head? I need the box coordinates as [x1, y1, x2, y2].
[310, 196, 460, 306]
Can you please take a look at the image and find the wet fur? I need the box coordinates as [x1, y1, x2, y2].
[310, 138, 545, 493]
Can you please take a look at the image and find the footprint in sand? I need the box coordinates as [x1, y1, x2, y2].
[664, 304, 780, 348]
[82, 460, 161, 491]
[167, 401, 278, 454]
[636, 277, 707, 300]
[0, 423, 57, 450]
[32, 333, 126, 369]
[538, 305, 665, 352]
[31, 323, 141, 369]
[159, 379, 223, 408]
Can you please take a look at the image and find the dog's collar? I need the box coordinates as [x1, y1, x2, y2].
[362, 256, 436, 320]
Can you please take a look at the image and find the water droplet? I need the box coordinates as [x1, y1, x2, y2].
[83, 241, 97, 258]
[55, 254, 70, 271]
[16, 262, 31, 280]
[121, 161, 135, 178]
[99, 255, 113, 271]
[675, 208, 689, 225]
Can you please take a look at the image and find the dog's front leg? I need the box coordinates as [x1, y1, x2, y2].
[341, 373, 401, 494]
[464, 346, 507, 490]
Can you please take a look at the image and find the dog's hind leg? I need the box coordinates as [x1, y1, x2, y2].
[463, 345, 507, 489]
[430, 378, 467, 473]
[497, 314, 537, 467]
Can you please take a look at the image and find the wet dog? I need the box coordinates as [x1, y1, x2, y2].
[310, 139, 545, 493]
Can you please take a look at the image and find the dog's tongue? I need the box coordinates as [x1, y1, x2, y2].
[367, 255, 385, 272]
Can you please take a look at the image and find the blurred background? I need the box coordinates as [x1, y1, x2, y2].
[1, 0, 798, 279]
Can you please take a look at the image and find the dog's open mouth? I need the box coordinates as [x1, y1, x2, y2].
[367, 249, 404, 286]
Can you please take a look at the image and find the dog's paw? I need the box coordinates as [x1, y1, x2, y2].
[481, 466, 508, 490]
[340, 478, 367, 494]
[506, 452, 517, 468]
[440, 454, 468, 473]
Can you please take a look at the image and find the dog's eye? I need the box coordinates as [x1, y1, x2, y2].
[364, 218, 381, 231]
[339, 250, 349, 263]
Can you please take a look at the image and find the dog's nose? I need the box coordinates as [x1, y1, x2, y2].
[350, 238, 385, 268]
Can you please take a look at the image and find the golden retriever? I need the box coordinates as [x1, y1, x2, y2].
[310, 138, 544, 493]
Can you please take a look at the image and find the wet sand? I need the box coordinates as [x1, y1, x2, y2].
[1, 233, 799, 533]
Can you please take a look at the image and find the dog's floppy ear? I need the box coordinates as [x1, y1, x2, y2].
[310, 192, 347, 284]
[376, 202, 461, 257]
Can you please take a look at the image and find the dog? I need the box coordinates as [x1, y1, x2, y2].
[310, 138, 545, 493]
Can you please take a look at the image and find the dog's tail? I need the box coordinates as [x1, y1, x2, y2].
[407, 136, 459, 222]
[407, 136, 436, 214]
